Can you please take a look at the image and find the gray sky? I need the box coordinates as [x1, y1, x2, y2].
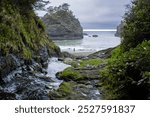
[37, 0, 132, 29]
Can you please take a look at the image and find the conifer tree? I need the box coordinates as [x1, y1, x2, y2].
[121, 0, 150, 51]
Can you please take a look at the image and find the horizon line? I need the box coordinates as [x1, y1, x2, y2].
[83, 29, 117, 32]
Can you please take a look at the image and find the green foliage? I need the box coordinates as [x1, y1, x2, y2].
[0, 1, 57, 59]
[121, 0, 150, 51]
[48, 82, 79, 99]
[111, 46, 123, 59]
[100, 41, 150, 99]
[22, 47, 32, 59]
[11, 0, 49, 11]
[58, 82, 73, 94]
[44, 4, 79, 31]
[58, 67, 82, 81]
[100, 0, 150, 100]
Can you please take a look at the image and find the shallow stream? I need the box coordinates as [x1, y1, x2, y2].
[1, 57, 101, 100]
[46, 57, 70, 89]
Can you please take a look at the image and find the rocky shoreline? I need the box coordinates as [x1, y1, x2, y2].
[0, 47, 113, 100]
[0, 46, 61, 99]
[48, 48, 114, 100]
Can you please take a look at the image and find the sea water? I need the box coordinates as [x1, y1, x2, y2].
[53, 31, 120, 54]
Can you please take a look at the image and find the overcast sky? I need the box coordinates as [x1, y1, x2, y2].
[37, 0, 132, 29]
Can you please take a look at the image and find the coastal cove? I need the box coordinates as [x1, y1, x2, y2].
[53, 31, 120, 56]
[47, 31, 120, 99]
[1, 0, 150, 100]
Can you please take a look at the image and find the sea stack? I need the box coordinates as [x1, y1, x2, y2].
[42, 3, 83, 40]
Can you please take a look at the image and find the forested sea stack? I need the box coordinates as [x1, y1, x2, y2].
[42, 3, 83, 40]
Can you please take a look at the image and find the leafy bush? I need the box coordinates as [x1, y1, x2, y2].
[100, 41, 150, 99]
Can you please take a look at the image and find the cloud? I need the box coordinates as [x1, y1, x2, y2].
[38, 0, 132, 28]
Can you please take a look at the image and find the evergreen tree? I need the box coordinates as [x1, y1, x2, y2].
[121, 0, 150, 51]
[100, 0, 150, 100]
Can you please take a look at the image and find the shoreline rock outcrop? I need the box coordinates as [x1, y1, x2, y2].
[0, 0, 61, 99]
[42, 3, 83, 40]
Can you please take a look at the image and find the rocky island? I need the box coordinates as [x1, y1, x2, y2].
[42, 3, 83, 40]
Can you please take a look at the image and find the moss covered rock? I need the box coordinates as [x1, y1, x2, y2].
[0, 0, 60, 79]
[49, 81, 101, 100]
[57, 67, 82, 81]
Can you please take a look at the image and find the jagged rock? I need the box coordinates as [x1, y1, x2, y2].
[0, 54, 20, 79]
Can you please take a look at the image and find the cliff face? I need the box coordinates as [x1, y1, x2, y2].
[42, 5, 83, 40]
[115, 21, 124, 37]
[0, 0, 60, 79]
[0, 0, 62, 99]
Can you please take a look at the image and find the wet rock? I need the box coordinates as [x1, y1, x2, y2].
[58, 58, 64, 61]
[0, 57, 70, 100]
[92, 35, 98, 37]
[49, 81, 101, 100]
[0, 91, 16, 100]
[1, 71, 53, 100]
[61, 52, 75, 58]
[0, 54, 20, 79]
[39, 46, 49, 63]
[64, 58, 73, 64]
[57, 66, 100, 82]
[87, 47, 116, 59]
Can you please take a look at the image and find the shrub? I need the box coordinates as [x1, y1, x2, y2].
[100, 41, 150, 99]
[121, 0, 150, 52]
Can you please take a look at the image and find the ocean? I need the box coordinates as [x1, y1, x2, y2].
[53, 31, 120, 55]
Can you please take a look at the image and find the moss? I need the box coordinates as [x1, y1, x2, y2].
[58, 82, 73, 94]
[70, 61, 78, 68]
[49, 82, 74, 99]
[49, 82, 87, 100]
[58, 67, 82, 81]
[79, 58, 104, 68]
[68, 58, 106, 69]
